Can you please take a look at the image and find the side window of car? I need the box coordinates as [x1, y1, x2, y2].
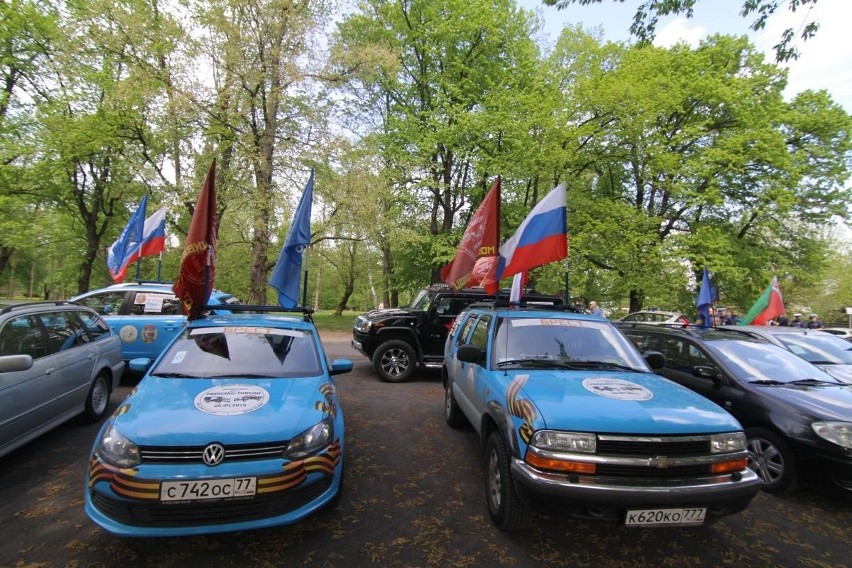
[0, 316, 47, 359]
[77, 292, 126, 316]
[469, 316, 491, 350]
[77, 311, 112, 342]
[40, 311, 88, 353]
[127, 292, 180, 315]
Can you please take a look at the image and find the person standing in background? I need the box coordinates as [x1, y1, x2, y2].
[807, 314, 823, 329]
[588, 301, 603, 317]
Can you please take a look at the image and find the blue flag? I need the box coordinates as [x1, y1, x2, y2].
[269, 171, 313, 308]
[695, 267, 716, 327]
[107, 195, 148, 282]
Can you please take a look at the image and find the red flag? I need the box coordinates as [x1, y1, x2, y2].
[173, 160, 217, 321]
[440, 177, 501, 291]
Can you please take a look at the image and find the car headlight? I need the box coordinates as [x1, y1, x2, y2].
[96, 424, 141, 468]
[812, 421, 852, 449]
[354, 317, 371, 333]
[530, 431, 596, 454]
[284, 418, 333, 460]
[711, 432, 747, 453]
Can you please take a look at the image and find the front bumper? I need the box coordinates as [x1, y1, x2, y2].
[511, 458, 761, 522]
[351, 336, 367, 357]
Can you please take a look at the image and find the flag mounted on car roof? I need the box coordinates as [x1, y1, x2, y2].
[269, 170, 314, 308]
[695, 267, 716, 327]
[740, 276, 785, 325]
[107, 195, 147, 283]
[441, 176, 501, 291]
[488, 182, 567, 293]
[173, 159, 217, 321]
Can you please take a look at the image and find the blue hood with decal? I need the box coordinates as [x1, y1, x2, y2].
[112, 376, 332, 446]
[506, 370, 743, 434]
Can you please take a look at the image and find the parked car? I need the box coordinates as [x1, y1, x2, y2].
[0, 302, 124, 458]
[716, 325, 852, 384]
[618, 323, 852, 493]
[442, 302, 760, 531]
[618, 310, 691, 327]
[69, 281, 240, 363]
[84, 306, 353, 537]
[821, 328, 852, 342]
[352, 284, 564, 382]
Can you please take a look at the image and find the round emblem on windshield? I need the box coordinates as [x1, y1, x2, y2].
[582, 378, 653, 401]
[194, 385, 269, 415]
[202, 443, 226, 466]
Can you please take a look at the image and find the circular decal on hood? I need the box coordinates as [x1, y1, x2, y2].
[582, 378, 653, 401]
[194, 385, 270, 415]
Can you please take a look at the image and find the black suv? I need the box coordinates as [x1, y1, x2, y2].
[352, 285, 564, 382]
[617, 322, 852, 493]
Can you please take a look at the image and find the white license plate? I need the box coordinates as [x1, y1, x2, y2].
[625, 507, 706, 527]
[160, 477, 257, 502]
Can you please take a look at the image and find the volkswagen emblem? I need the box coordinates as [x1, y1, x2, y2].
[202, 443, 226, 466]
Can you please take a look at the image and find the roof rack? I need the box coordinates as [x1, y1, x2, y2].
[200, 304, 314, 323]
[465, 299, 577, 312]
[1, 301, 75, 315]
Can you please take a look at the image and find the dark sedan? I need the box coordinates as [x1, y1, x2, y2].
[619, 324, 852, 494]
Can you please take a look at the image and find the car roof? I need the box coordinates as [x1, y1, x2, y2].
[0, 301, 98, 317]
[70, 281, 235, 299]
[189, 311, 317, 333]
[720, 325, 827, 336]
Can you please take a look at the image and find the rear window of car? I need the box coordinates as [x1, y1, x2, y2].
[152, 326, 321, 378]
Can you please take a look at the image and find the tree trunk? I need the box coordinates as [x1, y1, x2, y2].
[629, 289, 644, 314]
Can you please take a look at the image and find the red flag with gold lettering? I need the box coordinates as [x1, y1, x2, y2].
[440, 177, 500, 291]
[173, 159, 217, 320]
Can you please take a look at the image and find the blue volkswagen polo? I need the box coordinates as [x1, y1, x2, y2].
[84, 307, 353, 537]
[69, 281, 240, 363]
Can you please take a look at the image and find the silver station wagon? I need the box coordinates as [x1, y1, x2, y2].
[0, 302, 124, 458]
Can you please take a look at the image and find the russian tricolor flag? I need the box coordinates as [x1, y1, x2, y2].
[494, 183, 567, 283]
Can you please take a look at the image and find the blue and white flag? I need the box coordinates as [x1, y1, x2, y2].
[269, 171, 314, 308]
[107, 196, 147, 282]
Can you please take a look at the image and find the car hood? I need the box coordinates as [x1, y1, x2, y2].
[359, 307, 419, 321]
[510, 370, 742, 435]
[758, 382, 852, 421]
[111, 376, 334, 445]
[813, 364, 852, 385]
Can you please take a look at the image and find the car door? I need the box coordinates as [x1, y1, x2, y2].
[38, 310, 98, 414]
[119, 290, 185, 360]
[0, 314, 59, 452]
[652, 335, 749, 417]
[457, 315, 492, 415]
[422, 296, 478, 358]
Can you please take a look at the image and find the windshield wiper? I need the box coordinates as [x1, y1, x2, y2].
[748, 379, 786, 385]
[496, 358, 560, 369]
[150, 372, 204, 379]
[206, 373, 275, 378]
[788, 378, 840, 385]
[563, 361, 639, 371]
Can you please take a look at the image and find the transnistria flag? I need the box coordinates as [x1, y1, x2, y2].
[441, 177, 500, 291]
[173, 159, 217, 321]
[491, 182, 567, 286]
[740, 276, 785, 325]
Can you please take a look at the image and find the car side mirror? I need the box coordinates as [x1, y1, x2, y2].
[330, 359, 354, 375]
[0, 354, 33, 373]
[457, 344, 485, 365]
[643, 350, 665, 370]
[129, 358, 153, 373]
[693, 365, 720, 383]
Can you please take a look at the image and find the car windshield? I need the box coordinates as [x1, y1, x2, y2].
[409, 289, 432, 311]
[704, 340, 844, 384]
[492, 317, 649, 371]
[151, 325, 321, 378]
[773, 332, 852, 365]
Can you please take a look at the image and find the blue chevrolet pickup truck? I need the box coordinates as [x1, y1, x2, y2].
[442, 301, 761, 531]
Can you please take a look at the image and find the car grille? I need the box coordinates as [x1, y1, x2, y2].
[90, 478, 331, 527]
[596, 435, 710, 456]
[139, 442, 288, 464]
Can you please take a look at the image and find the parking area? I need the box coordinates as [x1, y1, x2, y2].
[0, 333, 850, 568]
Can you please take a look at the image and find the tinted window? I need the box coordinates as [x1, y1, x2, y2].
[0, 315, 46, 359]
[40, 311, 88, 353]
[470, 316, 491, 349]
[77, 311, 112, 341]
[76, 291, 126, 316]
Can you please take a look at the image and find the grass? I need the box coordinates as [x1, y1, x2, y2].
[311, 310, 357, 333]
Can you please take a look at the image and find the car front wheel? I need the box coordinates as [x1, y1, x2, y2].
[83, 371, 111, 422]
[484, 431, 531, 531]
[372, 340, 416, 383]
[746, 427, 797, 493]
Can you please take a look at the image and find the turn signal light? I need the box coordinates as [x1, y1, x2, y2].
[526, 453, 596, 474]
[710, 458, 748, 473]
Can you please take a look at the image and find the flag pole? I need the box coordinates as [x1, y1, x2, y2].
[156, 252, 163, 282]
